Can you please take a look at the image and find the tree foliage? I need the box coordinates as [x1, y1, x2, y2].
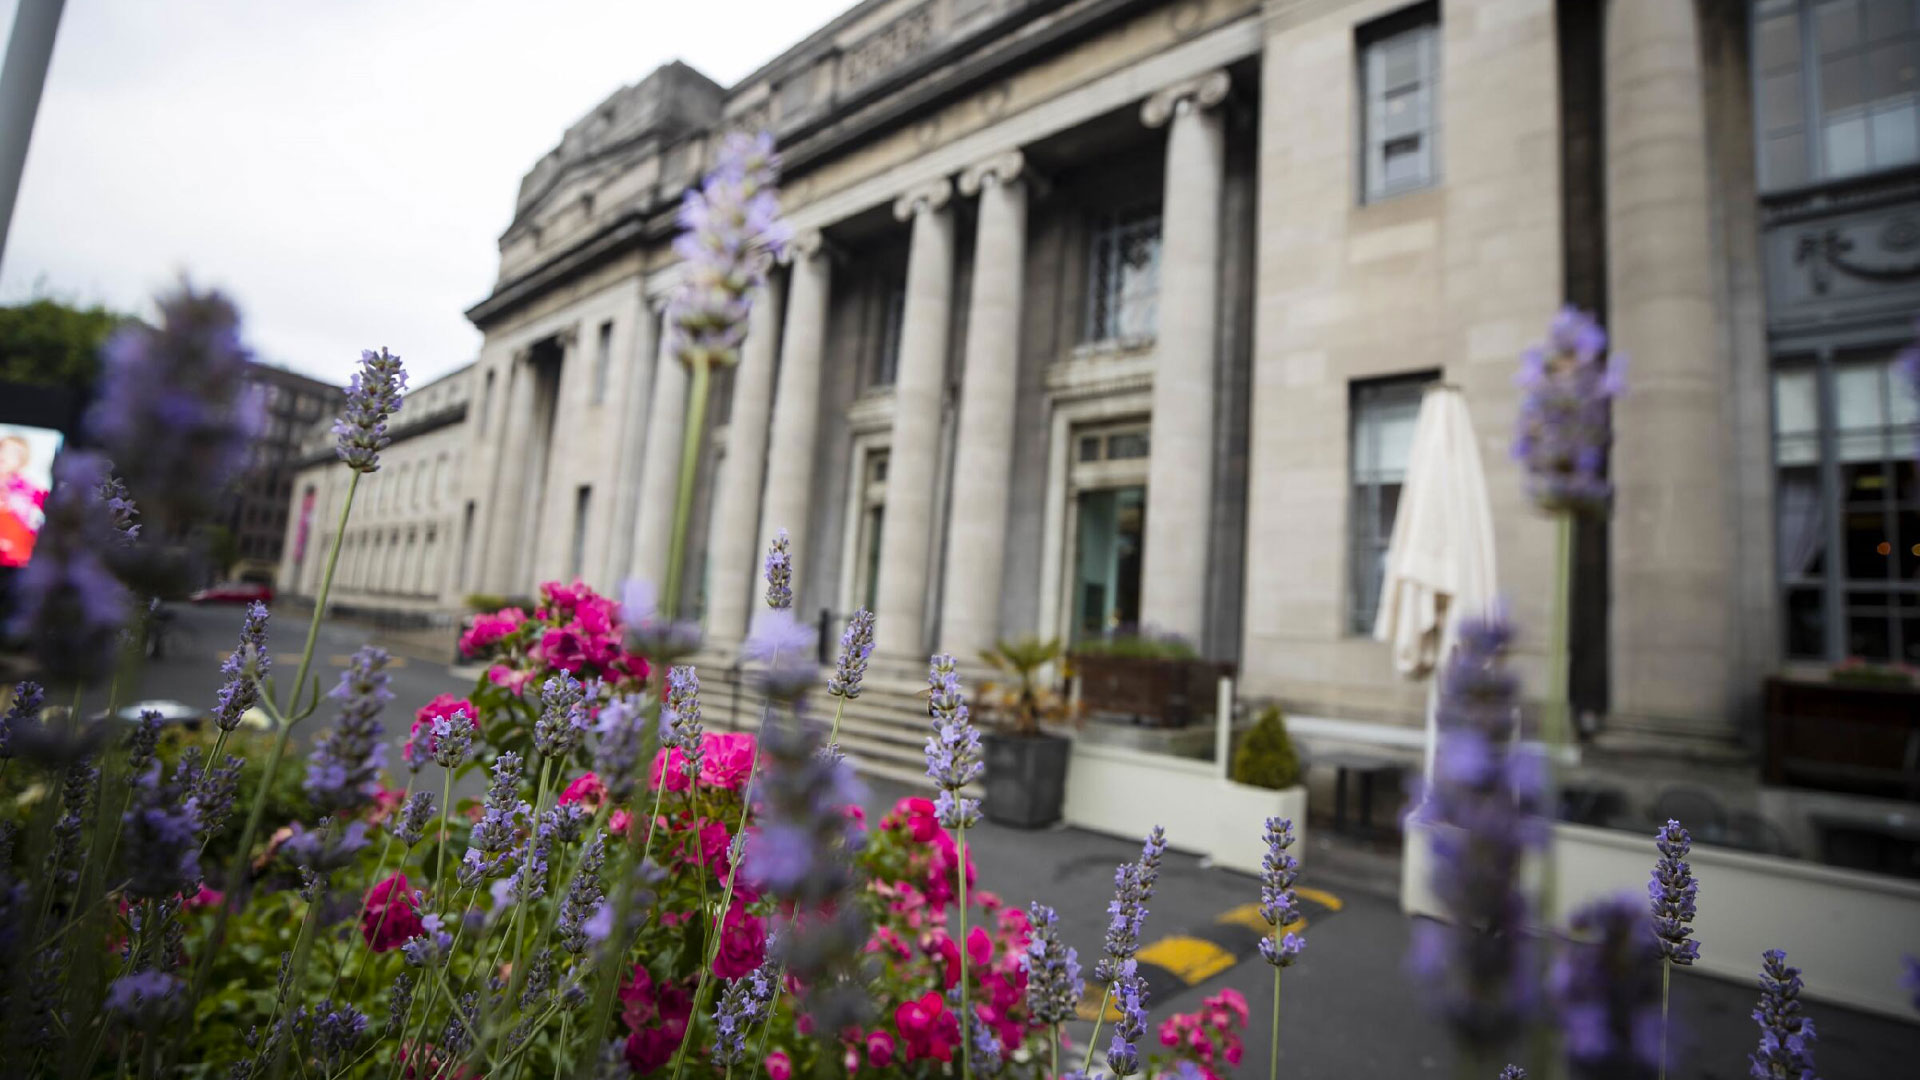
[0, 297, 130, 388]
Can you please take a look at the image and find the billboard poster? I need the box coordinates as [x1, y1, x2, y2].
[0, 423, 65, 569]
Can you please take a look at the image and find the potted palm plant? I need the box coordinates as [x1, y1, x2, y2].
[977, 636, 1076, 829]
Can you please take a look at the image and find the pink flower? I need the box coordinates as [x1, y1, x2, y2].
[765, 1050, 792, 1080]
[559, 771, 607, 809]
[864, 1030, 895, 1069]
[487, 664, 533, 696]
[1209, 987, 1250, 1026]
[926, 933, 961, 990]
[699, 732, 756, 791]
[649, 747, 695, 793]
[404, 694, 478, 768]
[539, 626, 592, 674]
[698, 821, 733, 877]
[712, 901, 767, 979]
[361, 873, 424, 953]
[610, 809, 633, 836]
[966, 925, 993, 968]
[459, 607, 525, 655]
[897, 797, 941, 842]
[183, 884, 224, 911]
[866, 926, 911, 960]
[894, 992, 959, 1063]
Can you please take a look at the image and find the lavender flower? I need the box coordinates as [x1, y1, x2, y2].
[303, 645, 391, 811]
[280, 819, 370, 874]
[662, 665, 704, 761]
[506, 803, 565, 903]
[122, 761, 201, 900]
[97, 470, 140, 545]
[401, 918, 453, 969]
[827, 608, 875, 700]
[385, 972, 416, 1035]
[742, 609, 817, 698]
[105, 969, 184, 1026]
[1750, 949, 1818, 1080]
[533, 672, 589, 759]
[1106, 959, 1150, 1077]
[309, 999, 368, 1071]
[1651, 819, 1699, 966]
[393, 790, 436, 846]
[619, 579, 703, 662]
[1409, 611, 1547, 1051]
[965, 989, 1006, 1076]
[23, 948, 66, 1051]
[459, 751, 528, 887]
[765, 528, 793, 610]
[924, 655, 983, 829]
[333, 347, 407, 473]
[9, 451, 132, 682]
[1551, 893, 1663, 1080]
[2, 681, 44, 759]
[1095, 827, 1166, 985]
[86, 284, 265, 521]
[44, 757, 100, 899]
[711, 959, 779, 1066]
[1259, 816, 1305, 969]
[1512, 306, 1626, 513]
[212, 600, 271, 731]
[591, 694, 647, 801]
[557, 831, 609, 955]
[184, 751, 244, 844]
[669, 131, 790, 369]
[1499, 1068, 1527, 1080]
[1022, 902, 1083, 1026]
[428, 706, 474, 770]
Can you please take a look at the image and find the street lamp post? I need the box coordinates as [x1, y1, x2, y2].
[0, 0, 66, 272]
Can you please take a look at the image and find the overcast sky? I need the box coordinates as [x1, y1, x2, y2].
[0, 0, 847, 387]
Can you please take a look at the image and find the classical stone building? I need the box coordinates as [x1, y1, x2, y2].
[277, 364, 475, 613]
[365, 0, 1917, 759]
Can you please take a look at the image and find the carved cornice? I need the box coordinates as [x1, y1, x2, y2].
[892, 176, 954, 221]
[1140, 69, 1230, 129]
[957, 149, 1025, 196]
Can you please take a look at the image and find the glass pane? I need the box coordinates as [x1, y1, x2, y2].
[1835, 362, 1891, 461]
[1825, 113, 1872, 173]
[1818, 0, 1863, 54]
[1778, 465, 1828, 578]
[1382, 85, 1425, 139]
[1380, 33, 1423, 90]
[1073, 486, 1146, 642]
[1766, 130, 1811, 187]
[1079, 435, 1101, 463]
[1762, 71, 1806, 129]
[1824, 51, 1867, 111]
[862, 507, 884, 612]
[1866, 0, 1913, 37]
[1382, 136, 1426, 186]
[1872, 100, 1920, 164]
[1785, 586, 1827, 659]
[1353, 390, 1422, 483]
[1843, 500, 1896, 579]
[1865, 39, 1919, 102]
[1107, 432, 1150, 460]
[1757, 9, 1803, 71]
[1774, 367, 1821, 463]
[1846, 603, 1894, 660]
[1898, 504, 1920, 579]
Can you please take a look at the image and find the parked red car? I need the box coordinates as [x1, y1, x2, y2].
[189, 581, 274, 605]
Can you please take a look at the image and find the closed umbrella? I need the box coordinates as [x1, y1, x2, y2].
[1371, 383, 1499, 781]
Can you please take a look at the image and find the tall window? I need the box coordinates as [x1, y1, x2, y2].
[1774, 350, 1919, 663]
[591, 320, 614, 405]
[570, 485, 593, 581]
[873, 282, 906, 388]
[1359, 4, 1440, 202]
[1349, 375, 1430, 633]
[1083, 207, 1162, 344]
[1754, 0, 1920, 191]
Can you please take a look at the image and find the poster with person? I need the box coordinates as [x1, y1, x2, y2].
[0, 423, 65, 568]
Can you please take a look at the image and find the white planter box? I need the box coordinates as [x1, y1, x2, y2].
[1402, 819, 1920, 1020]
[1062, 739, 1307, 873]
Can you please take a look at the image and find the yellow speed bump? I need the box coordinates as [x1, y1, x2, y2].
[1135, 935, 1239, 985]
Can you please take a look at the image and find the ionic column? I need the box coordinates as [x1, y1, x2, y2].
[705, 285, 785, 643]
[1605, 0, 1734, 734]
[1138, 71, 1228, 646]
[758, 230, 832, 604]
[875, 177, 956, 657]
[484, 348, 538, 593]
[939, 151, 1028, 657]
[602, 297, 662, 588]
[629, 309, 686, 588]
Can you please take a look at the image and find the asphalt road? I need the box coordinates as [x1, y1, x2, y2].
[129, 603, 1920, 1078]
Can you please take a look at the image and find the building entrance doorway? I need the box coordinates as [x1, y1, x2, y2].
[1065, 422, 1150, 643]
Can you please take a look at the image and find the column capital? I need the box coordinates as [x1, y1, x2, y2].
[554, 324, 580, 351]
[892, 177, 953, 222]
[1141, 69, 1230, 129]
[957, 150, 1025, 197]
[783, 228, 827, 263]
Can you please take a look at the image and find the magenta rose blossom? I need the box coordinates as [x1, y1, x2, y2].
[560, 771, 607, 809]
[712, 900, 767, 979]
[699, 732, 756, 791]
[538, 626, 592, 674]
[361, 872, 425, 952]
[458, 607, 525, 656]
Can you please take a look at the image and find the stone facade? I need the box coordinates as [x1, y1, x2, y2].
[277, 364, 474, 612]
[283, 0, 1920, 753]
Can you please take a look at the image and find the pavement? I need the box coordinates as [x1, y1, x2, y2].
[106, 603, 1920, 1078]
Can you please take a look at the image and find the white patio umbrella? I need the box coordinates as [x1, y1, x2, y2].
[1371, 383, 1499, 784]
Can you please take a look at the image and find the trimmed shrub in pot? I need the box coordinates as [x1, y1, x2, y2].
[1232, 705, 1303, 790]
[977, 636, 1075, 828]
[1212, 706, 1309, 873]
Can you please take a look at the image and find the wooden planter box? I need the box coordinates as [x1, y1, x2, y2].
[1070, 654, 1234, 728]
[1763, 675, 1920, 801]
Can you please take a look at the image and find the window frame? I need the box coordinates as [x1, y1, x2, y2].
[1081, 206, 1163, 346]
[1750, 0, 1920, 192]
[1347, 373, 1435, 635]
[1358, 2, 1442, 204]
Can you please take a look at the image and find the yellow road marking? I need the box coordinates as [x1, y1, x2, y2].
[1215, 902, 1311, 938]
[1075, 993, 1122, 1022]
[1297, 886, 1343, 911]
[1136, 935, 1239, 985]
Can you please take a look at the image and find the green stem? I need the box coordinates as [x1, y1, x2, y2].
[435, 766, 454, 889]
[663, 355, 712, 618]
[955, 822, 971, 1080]
[827, 696, 846, 752]
[1270, 966, 1282, 1080]
[1659, 962, 1671, 1080]
[1083, 985, 1112, 1072]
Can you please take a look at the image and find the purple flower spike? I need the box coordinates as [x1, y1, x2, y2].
[1512, 305, 1626, 514]
[1551, 893, 1663, 1080]
[2, 681, 45, 760]
[923, 655, 982, 829]
[1095, 827, 1166, 986]
[1410, 609, 1547, 1053]
[1498, 1068, 1527, 1080]
[1105, 959, 1150, 1077]
[827, 608, 875, 701]
[764, 528, 793, 611]
[711, 959, 779, 1066]
[1259, 816, 1305, 969]
[212, 601, 271, 732]
[1022, 902, 1083, 1026]
[87, 283, 265, 522]
[742, 610, 817, 698]
[9, 452, 132, 683]
[303, 645, 392, 812]
[1650, 819, 1699, 966]
[1750, 949, 1819, 1080]
[334, 347, 408, 473]
[669, 131, 790, 369]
